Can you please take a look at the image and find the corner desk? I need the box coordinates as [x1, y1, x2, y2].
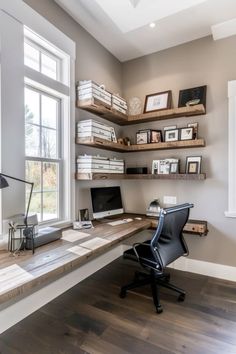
[0, 214, 207, 333]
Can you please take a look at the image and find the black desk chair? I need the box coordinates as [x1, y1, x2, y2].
[120, 203, 193, 313]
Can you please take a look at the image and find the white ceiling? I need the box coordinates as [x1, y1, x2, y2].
[55, 0, 236, 62]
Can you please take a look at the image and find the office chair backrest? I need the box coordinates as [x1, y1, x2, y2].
[150, 203, 193, 270]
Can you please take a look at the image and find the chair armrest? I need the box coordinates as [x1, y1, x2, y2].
[133, 242, 150, 260]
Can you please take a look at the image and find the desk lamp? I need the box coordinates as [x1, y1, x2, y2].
[0, 173, 34, 227]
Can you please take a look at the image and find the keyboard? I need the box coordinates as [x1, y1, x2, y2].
[108, 219, 133, 226]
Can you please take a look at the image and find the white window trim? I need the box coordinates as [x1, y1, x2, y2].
[225, 80, 236, 218]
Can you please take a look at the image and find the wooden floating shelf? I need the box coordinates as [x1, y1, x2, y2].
[76, 173, 206, 181]
[77, 98, 206, 126]
[76, 136, 205, 152]
[150, 218, 208, 236]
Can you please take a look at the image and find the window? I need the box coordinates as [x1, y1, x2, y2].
[24, 39, 61, 81]
[25, 87, 61, 222]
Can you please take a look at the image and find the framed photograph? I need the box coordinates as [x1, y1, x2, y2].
[187, 122, 198, 139]
[187, 161, 199, 174]
[178, 85, 207, 108]
[186, 156, 202, 174]
[152, 160, 160, 174]
[159, 160, 170, 174]
[164, 129, 179, 142]
[151, 130, 163, 143]
[180, 127, 193, 141]
[163, 125, 177, 131]
[136, 132, 148, 144]
[170, 162, 179, 174]
[138, 129, 151, 143]
[144, 90, 172, 113]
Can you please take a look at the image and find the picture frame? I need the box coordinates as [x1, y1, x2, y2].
[187, 161, 199, 174]
[136, 132, 148, 144]
[152, 160, 160, 174]
[144, 90, 172, 113]
[185, 156, 202, 174]
[150, 130, 163, 143]
[187, 122, 198, 139]
[163, 125, 177, 131]
[164, 129, 179, 142]
[170, 162, 179, 174]
[180, 127, 193, 141]
[178, 85, 207, 108]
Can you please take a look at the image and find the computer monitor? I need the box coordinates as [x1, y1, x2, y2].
[90, 186, 123, 219]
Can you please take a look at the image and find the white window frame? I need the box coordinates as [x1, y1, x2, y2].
[25, 85, 62, 223]
[24, 38, 62, 82]
[225, 80, 236, 218]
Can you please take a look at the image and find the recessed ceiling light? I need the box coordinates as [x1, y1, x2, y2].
[149, 22, 156, 28]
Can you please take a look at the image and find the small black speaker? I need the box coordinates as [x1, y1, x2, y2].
[126, 167, 148, 174]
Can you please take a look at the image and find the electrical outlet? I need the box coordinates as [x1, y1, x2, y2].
[163, 196, 177, 205]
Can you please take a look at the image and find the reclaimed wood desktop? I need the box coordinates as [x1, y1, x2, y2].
[0, 214, 207, 333]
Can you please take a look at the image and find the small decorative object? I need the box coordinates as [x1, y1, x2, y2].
[146, 199, 161, 217]
[164, 129, 179, 142]
[187, 122, 198, 139]
[186, 156, 202, 174]
[117, 138, 125, 145]
[178, 85, 207, 108]
[144, 90, 172, 113]
[123, 137, 131, 146]
[136, 132, 148, 144]
[170, 162, 179, 174]
[129, 96, 142, 115]
[152, 160, 159, 174]
[150, 130, 162, 143]
[180, 127, 193, 141]
[164, 125, 177, 131]
[79, 208, 89, 221]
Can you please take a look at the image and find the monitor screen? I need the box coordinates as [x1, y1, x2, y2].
[90, 186, 123, 219]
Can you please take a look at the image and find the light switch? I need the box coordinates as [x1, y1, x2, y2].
[163, 196, 177, 205]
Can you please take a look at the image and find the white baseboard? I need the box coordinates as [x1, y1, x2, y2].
[168, 257, 236, 282]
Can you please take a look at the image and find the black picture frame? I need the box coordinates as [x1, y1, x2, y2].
[150, 130, 163, 143]
[180, 127, 193, 141]
[185, 156, 202, 174]
[187, 161, 199, 174]
[178, 85, 207, 108]
[164, 129, 179, 142]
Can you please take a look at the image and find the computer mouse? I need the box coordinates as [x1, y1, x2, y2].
[135, 217, 142, 220]
[125, 218, 133, 222]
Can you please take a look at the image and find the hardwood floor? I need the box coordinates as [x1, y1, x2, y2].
[0, 258, 236, 354]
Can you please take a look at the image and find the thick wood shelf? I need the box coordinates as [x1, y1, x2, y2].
[75, 173, 206, 181]
[150, 218, 208, 236]
[77, 98, 205, 126]
[76, 136, 205, 152]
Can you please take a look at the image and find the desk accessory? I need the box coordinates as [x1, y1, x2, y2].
[146, 199, 161, 217]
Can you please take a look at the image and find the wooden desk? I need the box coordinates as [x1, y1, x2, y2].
[0, 215, 207, 333]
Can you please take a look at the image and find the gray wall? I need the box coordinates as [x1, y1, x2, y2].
[122, 36, 236, 267]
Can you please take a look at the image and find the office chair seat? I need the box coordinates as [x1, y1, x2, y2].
[120, 203, 193, 313]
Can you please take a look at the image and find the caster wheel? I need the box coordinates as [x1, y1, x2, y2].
[156, 305, 163, 314]
[120, 289, 126, 298]
[178, 293, 185, 302]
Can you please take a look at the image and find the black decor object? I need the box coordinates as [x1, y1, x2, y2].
[178, 85, 207, 108]
[126, 167, 148, 174]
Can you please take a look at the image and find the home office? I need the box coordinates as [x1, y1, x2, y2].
[0, 0, 236, 353]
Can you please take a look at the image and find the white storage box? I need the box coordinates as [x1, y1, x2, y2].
[109, 158, 124, 173]
[77, 80, 111, 106]
[112, 94, 128, 115]
[77, 155, 110, 173]
[76, 155, 124, 174]
[77, 119, 112, 141]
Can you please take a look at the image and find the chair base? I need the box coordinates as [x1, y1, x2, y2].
[120, 269, 186, 313]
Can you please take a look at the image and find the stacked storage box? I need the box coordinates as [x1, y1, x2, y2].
[77, 80, 111, 107]
[111, 94, 128, 115]
[77, 119, 117, 142]
[77, 155, 124, 174]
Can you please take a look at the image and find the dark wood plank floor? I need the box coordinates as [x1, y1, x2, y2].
[0, 258, 236, 354]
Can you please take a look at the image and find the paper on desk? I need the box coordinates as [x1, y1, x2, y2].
[62, 230, 90, 242]
[0, 264, 34, 295]
[67, 245, 91, 256]
[79, 237, 110, 250]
